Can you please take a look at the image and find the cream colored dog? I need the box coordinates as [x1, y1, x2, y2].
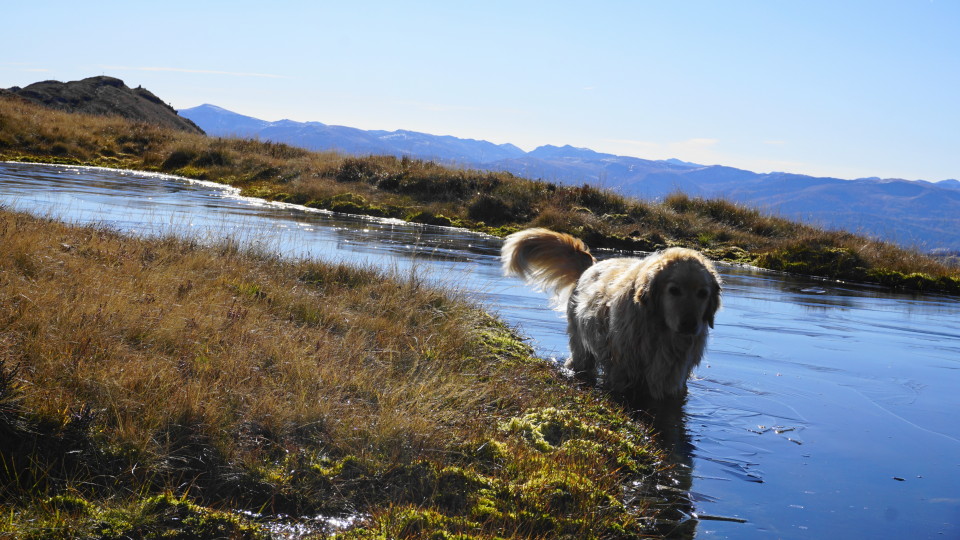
[502, 228, 721, 400]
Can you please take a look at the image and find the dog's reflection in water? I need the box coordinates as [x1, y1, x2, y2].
[622, 392, 698, 539]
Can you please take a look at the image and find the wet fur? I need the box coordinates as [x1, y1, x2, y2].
[502, 228, 721, 399]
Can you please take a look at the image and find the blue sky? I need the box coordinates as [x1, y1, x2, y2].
[4, 1, 958, 181]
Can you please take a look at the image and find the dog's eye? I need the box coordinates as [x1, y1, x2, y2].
[668, 286, 682, 297]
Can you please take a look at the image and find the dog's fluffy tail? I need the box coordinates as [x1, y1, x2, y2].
[501, 228, 596, 302]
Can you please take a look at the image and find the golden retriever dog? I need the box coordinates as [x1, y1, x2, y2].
[502, 228, 721, 400]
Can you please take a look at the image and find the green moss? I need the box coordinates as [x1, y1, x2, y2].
[324, 455, 370, 480]
[171, 165, 209, 179]
[3, 493, 269, 540]
[707, 245, 752, 264]
[44, 494, 95, 516]
[1, 153, 85, 166]
[231, 281, 268, 300]
[476, 224, 522, 238]
[696, 232, 716, 247]
[867, 268, 960, 293]
[518, 471, 621, 516]
[324, 406, 658, 538]
[319, 193, 397, 217]
[407, 210, 455, 227]
[754, 243, 960, 293]
[240, 185, 280, 199]
[450, 438, 510, 476]
[754, 244, 869, 281]
[476, 326, 535, 363]
[273, 191, 310, 204]
[327, 192, 369, 209]
[335, 507, 483, 540]
[105, 493, 270, 539]
[434, 466, 492, 513]
[501, 408, 585, 452]
[937, 275, 960, 294]
[499, 406, 652, 466]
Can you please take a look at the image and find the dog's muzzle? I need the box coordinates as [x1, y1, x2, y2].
[676, 319, 701, 335]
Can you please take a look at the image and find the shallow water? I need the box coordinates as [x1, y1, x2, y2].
[2, 162, 958, 539]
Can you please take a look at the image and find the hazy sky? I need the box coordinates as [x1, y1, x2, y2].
[4, 1, 958, 181]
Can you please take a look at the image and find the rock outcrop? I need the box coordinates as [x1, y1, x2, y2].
[5, 76, 204, 134]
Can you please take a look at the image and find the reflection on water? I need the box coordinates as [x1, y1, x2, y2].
[2, 162, 959, 539]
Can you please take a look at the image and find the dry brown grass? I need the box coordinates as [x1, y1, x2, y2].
[1, 208, 515, 462]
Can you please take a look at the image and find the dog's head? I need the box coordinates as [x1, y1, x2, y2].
[635, 248, 722, 336]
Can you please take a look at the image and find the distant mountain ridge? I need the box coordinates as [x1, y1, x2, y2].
[179, 104, 960, 251]
[4, 76, 204, 134]
[183, 104, 529, 164]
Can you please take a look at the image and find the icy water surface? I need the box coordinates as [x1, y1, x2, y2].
[2, 162, 958, 538]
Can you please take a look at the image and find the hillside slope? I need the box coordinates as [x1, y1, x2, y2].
[6, 76, 203, 134]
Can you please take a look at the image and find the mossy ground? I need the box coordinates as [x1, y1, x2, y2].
[0, 209, 676, 538]
[754, 241, 960, 294]
[2, 95, 956, 295]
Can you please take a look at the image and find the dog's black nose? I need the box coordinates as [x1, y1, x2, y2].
[677, 320, 700, 335]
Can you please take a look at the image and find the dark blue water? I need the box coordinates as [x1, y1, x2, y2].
[2, 162, 958, 539]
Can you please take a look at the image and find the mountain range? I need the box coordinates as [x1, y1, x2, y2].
[181, 104, 960, 252]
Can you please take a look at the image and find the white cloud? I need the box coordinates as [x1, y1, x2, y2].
[602, 137, 821, 175]
[605, 137, 720, 162]
[399, 100, 477, 113]
[684, 138, 719, 148]
[0, 62, 50, 73]
[99, 65, 289, 79]
[605, 138, 661, 153]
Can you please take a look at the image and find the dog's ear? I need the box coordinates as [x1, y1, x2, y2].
[704, 276, 722, 329]
[634, 279, 649, 306]
[634, 268, 661, 309]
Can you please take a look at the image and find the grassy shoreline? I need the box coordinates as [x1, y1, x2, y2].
[0, 207, 686, 538]
[2, 95, 958, 294]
